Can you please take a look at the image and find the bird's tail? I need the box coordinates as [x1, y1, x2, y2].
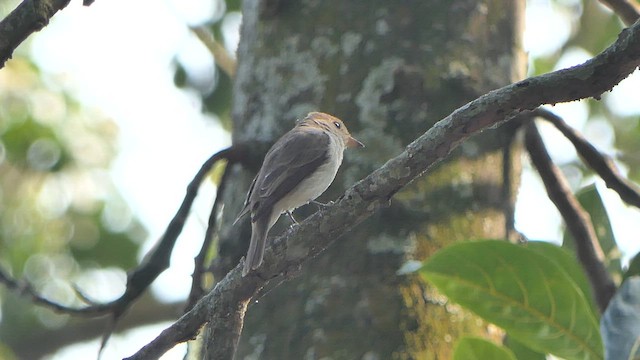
[243, 218, 268, 276]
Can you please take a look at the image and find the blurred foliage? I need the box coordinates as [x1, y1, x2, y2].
[172, 0, 240, 131]
[0, 57, 146, 349]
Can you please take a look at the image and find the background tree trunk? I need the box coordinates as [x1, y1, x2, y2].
[213, 0, 526, 358]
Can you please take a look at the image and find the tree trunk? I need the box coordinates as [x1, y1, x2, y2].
[212, 0, 526, 358]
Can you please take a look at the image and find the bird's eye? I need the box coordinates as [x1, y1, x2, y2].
[333, 121, 341, 129]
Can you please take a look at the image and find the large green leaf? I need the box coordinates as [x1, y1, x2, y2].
[504, 336, 546, 360]
[420, 240, 603, 360]
[452, 337, 516, 360]
[527, 241, 599, 317]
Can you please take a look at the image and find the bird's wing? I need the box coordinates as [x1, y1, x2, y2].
[252, 129, 329, 218]
[233, 173, 257, 225]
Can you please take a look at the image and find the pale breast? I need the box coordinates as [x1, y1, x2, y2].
[272, 134, 344, 217]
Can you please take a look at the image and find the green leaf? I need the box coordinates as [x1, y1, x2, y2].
[624, 252, 640, 282]
[453, 337, 516, 360]
[527, 241, 599, 317]
[563, 184, 622, 282]
[504, 336, 546, 360]
[420, 240, 603, 360]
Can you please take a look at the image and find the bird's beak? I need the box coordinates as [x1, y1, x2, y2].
[346, 136, 365, 148]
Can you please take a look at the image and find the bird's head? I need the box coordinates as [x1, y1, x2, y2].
[301, 112, 364, 148]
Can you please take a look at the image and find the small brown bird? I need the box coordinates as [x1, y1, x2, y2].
[235, 112, 364, 276]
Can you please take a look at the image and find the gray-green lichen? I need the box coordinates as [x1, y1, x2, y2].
[341, 32, 363, 58]
[352, 57, 407, 175]
[236, 34, 328, 143]
[367, 232, 416, 254]
[312, 36, 340, 58]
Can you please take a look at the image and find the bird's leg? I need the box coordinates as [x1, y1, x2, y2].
[286, 210, 299, 225]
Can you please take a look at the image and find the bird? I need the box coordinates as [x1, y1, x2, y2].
[235, 112, 364, 276]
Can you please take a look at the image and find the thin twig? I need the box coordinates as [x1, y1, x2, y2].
[125, 20, 640, 360]
[6, 295, 182, 359]
[534, 108, 640, 209]
[599, 0, 640, 26]
[524, 121, 616, 312]
[93, 146, 243, 353]
[191, 26, 237, 78]
[185, 163, 233, 312]
[110, 147, 241, 308]
[0, 267, 104, 315]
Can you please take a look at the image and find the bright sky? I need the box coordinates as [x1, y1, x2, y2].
[13, 0, 640, 358]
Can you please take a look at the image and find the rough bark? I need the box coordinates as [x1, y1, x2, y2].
[213, 1, 526, 359]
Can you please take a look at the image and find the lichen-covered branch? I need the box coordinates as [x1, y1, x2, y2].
[125, 19, 640, 360]
[0, 0, 72, 68]
[524, 122, 616, 312]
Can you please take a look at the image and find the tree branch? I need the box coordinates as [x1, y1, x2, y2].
[524, 121, 616, 312]
[125, 19, 640, 360]
[0, 147, 245, 316]
[0, 0, 72, 68]
[0, 146, 248, 357]
[6, 295, 182, 359]
[534, 108, 640, 209]
[185, 162, 233, 312]
[0, 266, 97, 315]
[599, 0, 640, 26]
[116, 147, 241, 317]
